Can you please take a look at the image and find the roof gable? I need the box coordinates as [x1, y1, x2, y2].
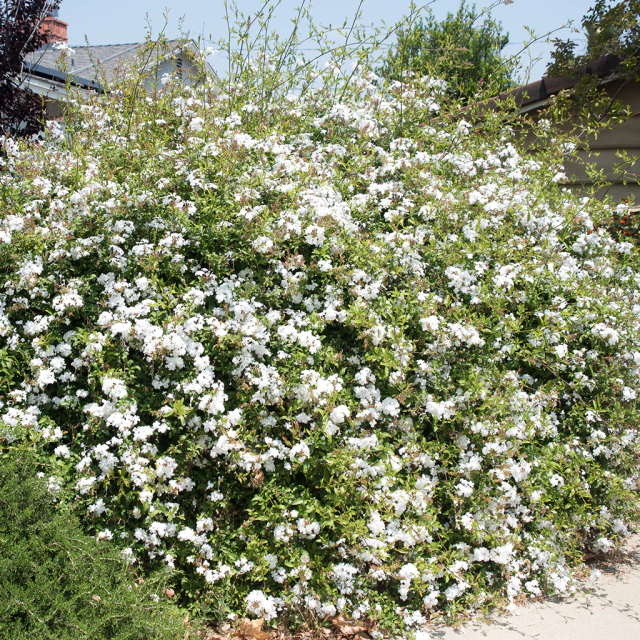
[24, 39, 211, 88]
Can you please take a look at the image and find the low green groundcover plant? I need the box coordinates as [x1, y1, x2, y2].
[1, 34, 639, 636]
[0, 450, 185, 639]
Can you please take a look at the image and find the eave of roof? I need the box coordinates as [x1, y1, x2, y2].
[502, 53, 623, 112]
[23, 61, 105, 92]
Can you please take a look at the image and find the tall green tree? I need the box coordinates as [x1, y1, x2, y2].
[378, 1, 516, 102]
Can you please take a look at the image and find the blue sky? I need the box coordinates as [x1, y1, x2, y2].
[58, 0, 595, 81]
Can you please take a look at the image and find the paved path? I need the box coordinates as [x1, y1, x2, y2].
[430, 535, 640, 640]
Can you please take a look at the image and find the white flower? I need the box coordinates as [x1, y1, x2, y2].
[490, 543, 514, 565]
[47, 476, 62, 494]
[189, 117, 205, 132]
[296, 518, 320, 539]
[444, 581, 469, 600]
[472, 547, 490, 562]
[4, 49, 640, 629]
[52, 41, 75, 54]
[423, 590, 440, 608]
[102, 377, 128, 400]
[121, 547, 136, 563]
[456, 479, 474, 498]
[304, 224, 325, 247]
[52, 292, 83, 312]
[420, 315, 440, 331]
[37, 369, 56, 388]
[398, 563, 419, 600]
[196, 517, 214, 532]
[594, 537, 614, 553]
[622, 387, 637, 401]
[289, 441, 310, 463]
[246, 590, 279, 620]
[54, 445, 70, 458]
[252, 236, 274, 253]
[329, 405, 350, 424]
[76, 477, 96, 495]
[424, 398, 456, 420]
[332, 563, 358, 594]
[525, 579, 541, 596]
[380, 397, 400, 417]
[368, 511, 385, 535]
[554, 344, 568, 358]
[549, 474, 565, 488]
[88, 498, 107, 516]
[156, 456, 178, 480]
[592, 323, 619, 345]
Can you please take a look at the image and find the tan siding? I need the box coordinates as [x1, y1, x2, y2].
[565, 148, 640, 183]
[599, 183, 640, 203]
[514, 79, 640, 201]
[613, 81, 640, 115]
[564, 83, 640, 201]
[567, 183, 640, 204]
[589, 115, 640, 149]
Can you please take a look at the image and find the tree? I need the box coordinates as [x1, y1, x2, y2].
[550, 0, 640, 72]
[377, 1, 516, 102]
[0, 1, 59, 137]
[548, 0, 640, 115]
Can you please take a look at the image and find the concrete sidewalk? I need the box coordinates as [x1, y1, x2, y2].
[431, 535, 640, 640]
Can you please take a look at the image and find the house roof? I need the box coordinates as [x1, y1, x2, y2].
[25, 42, 142, 86]
[501, 53, 622, 113]
[23, 39, 211, 90]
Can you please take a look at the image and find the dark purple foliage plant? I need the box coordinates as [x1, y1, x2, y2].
[0, 1, 59, 137]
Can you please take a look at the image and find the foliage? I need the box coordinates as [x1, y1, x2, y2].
[583, 0, 640, 61]
[1, 12, 640, 636]
[550, 0, 640, 73]
[377, 1, 516, 102]
[548, 0, 640, 122]
[0, 448, 187, 639]
[0, 1, 59, 137]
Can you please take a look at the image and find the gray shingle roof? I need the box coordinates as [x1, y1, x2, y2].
[24, 39, 186, 87]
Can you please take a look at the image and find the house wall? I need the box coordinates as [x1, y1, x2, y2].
[563, 80, 640, 204]
[23, 74, 77, 121]
[44, 99, 64, 119]
[144, 51, 203, 91]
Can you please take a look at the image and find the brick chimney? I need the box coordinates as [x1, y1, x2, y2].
[39, 7, 68, 44]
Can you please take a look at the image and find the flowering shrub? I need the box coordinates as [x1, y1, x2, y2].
[1, 43, 640, 633]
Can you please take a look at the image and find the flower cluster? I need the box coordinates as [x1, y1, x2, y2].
[1, 62, 639, 632]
